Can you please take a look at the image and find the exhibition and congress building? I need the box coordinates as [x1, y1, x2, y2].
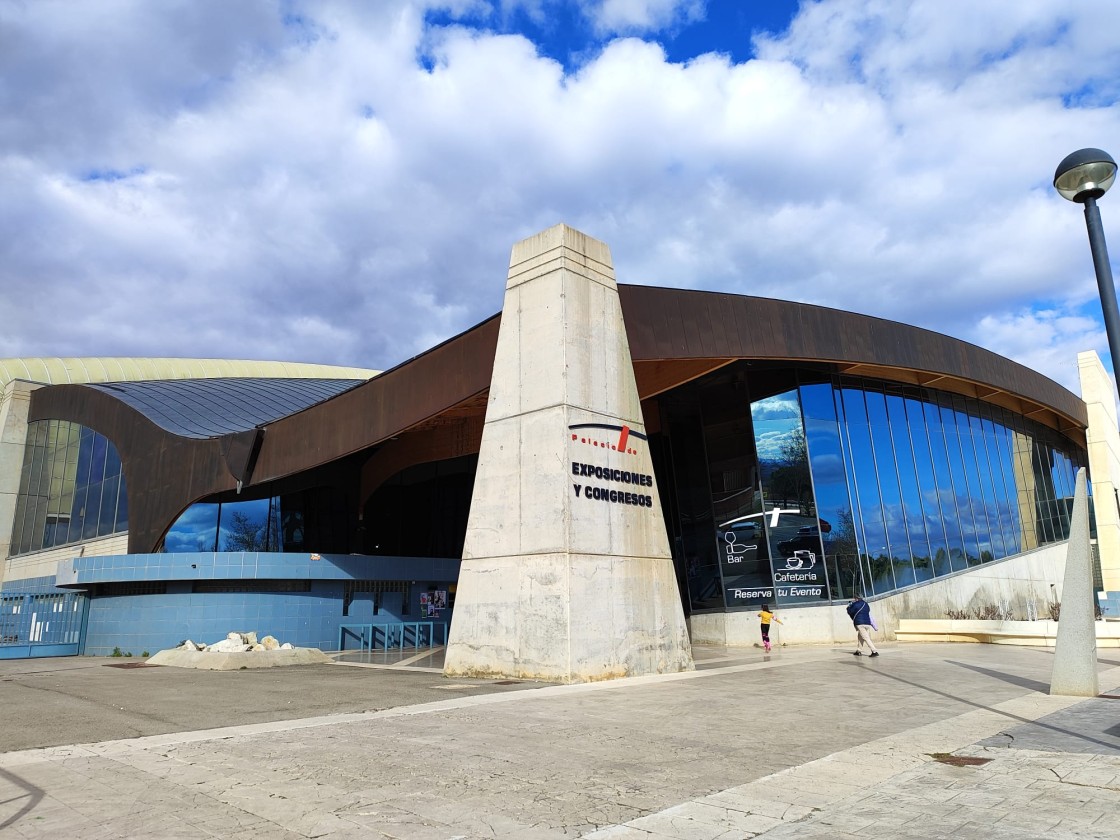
[2, 226, 1116, 666]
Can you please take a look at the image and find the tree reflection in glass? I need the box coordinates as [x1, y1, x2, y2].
[752, 389, 829, 605]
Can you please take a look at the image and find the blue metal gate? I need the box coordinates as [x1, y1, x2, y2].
[0, 591, 88, 659]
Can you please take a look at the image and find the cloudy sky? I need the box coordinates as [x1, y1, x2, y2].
[2, 0, 1118, 393]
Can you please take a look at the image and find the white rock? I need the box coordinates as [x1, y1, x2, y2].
[180, 639, 196, 650]
[207, 639, 250, 653]
[241, 632, 258, 646]
[280, 642, 293, 650]
[261, 635, 280, 650]
[251, 643, 265, 651]
[226, 632, 242, 642]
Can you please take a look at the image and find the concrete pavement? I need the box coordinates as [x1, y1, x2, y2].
[0, 650, 532, 752]
[1, 642, 1118, 838]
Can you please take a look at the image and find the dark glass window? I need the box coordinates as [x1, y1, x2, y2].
[97, 475, 121, 537]
[955, 400, 995, 563]
[906, 396, 950, 576]
[658, 400, 723, 613]
[703, 384, 767, 611]
[647, 368, 1088, 608]
[219, 498, 272, 551]
[971, 410, 1005, 560]
[887, 393, 932, 584]
[800, 381, 861, 600]
[866, 388, 915, 588]
[164, 503, 220, 553]
[9, 421, 129, 557]
[840, 386, 894, 595]
[751, 387, 828, 607]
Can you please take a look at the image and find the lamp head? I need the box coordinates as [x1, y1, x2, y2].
[1054, 148, 1117, 202]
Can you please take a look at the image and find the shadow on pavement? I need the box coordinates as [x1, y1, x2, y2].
[856, 659, 1120, 754]
[0, 767, 43, 830]
[946, 660, 1050, 693]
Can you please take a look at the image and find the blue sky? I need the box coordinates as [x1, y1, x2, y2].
[1, 0, 1118, 394]
[425, 0, 803, 68]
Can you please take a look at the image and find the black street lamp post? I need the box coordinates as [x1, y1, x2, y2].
[1054, 148, 1119, 391]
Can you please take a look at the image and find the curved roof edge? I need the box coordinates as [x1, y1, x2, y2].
[616, 285, 1087, 430]
[0, 357, 379, 388]
[86, 377, 367, 439]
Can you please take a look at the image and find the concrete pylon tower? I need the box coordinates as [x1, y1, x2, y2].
[444, 224, 694, 683]
[1049, 467, 1099, 697]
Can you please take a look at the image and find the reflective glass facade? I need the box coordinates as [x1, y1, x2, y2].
[10, 420, 129, 556]
[160, 454, 477, 558]
[651, 365, 1084, 613]
[163, 487, 350, 554]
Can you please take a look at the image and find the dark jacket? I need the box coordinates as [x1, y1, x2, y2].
[846, 598, 872, 626]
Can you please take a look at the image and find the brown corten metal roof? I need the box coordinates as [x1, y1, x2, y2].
[29, 287, 1088, 553]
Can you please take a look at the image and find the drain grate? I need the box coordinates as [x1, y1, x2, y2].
[103, 662, 160, 669]
[929, 753, 992, 767]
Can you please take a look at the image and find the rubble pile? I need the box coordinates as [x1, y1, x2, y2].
[176, 632, 296, 653]
[147, 631, 331, 669]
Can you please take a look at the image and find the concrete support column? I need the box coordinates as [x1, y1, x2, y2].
[444, 224, 693, 682]
[1050, 468, 1099, 696]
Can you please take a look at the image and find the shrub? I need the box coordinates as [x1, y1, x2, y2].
[974, 604, 1001, 620]
[946, 603, 1015, 621]
[110, 646, 122, 657]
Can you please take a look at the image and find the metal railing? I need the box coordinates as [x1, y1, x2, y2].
[337, 621, 448, 652]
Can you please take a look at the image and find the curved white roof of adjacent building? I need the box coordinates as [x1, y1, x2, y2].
[0, 357, 379, 389]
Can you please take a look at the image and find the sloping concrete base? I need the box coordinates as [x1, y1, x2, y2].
[146, 648, 332, 670]
[897, 618, 1120, 647]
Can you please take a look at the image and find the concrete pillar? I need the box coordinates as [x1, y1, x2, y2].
[444, 224, 694, 682]
[1050, 467, 1099, 697]
[1078, 351, 1120, 598]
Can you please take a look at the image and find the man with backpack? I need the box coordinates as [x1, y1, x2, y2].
[846, 595, 880, 657]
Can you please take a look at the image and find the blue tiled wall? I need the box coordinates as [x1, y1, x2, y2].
[0, 575, 66, 594]
[39, 552, 458, 656]
[81, 581, 455, 656]
[56, 552, 461, 586]
[82, 583, 347, 655]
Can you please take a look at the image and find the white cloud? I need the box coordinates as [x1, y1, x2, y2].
[750, 395, 801, 421]
[581, 0, 704, 35]
[1, 0, 1118, 403]
[977, 308, 1108, 394]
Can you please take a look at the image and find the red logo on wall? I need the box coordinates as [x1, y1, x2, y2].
[568, 423, 647, 456]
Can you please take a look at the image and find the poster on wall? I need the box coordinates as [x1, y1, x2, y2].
[421, 591, 449, 617]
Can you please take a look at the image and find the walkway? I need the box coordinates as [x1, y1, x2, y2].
[0, 643, 1117, 838]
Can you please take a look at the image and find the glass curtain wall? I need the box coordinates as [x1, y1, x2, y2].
[10, 420, 129, 556]
[162, 487, 349, 554]
[652, 366, 1086, 613]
